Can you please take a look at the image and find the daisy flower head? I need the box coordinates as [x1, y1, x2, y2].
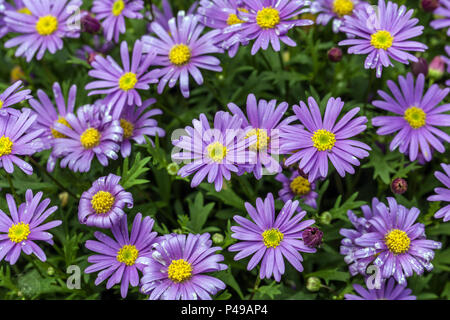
[0, 109, 44, 175]
[85, 40, 161, 119]
[28, 82, 76, 172]
[78, 173, 133, 229]
[85, 213, 158, 298]
[236, 0, 313, 55]
[311, 0, 368, 33]
[338, 0, 428, 77]
[92, 0, 144, 42]
[4, 0, 82, 62]
[280, 96, 371, 182]
[227, 93, 295, 179]
[142, 11, 223, 98]
[427, 163, 450, 222]
[171, 111, 256, 192]
[138, 233, 227, 300]
[371, 72, 450, 162]
[0, 80, 32, 117]
[0, 189, 61, 265]
[353, 197, 442, 284]
[228, 193, 316, 282]
[430, 0, 450, 36]
[345, 278, 416, 300]
[151, 0, 198, 32]
[275, 169, 318, 211]
[118, 98, 166, 158]
[52, 102, 123, 173]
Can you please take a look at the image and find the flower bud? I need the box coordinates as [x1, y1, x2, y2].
[391, 178, 408, 195]
[428, 56, 445, 80]
[81, 12, 101, 34]
[167, 162, 180, 176]
[59, 192, 69, 208]
[411, 57, 428, 77]
[320, 211, 332, 225]
[421, 0, 440, 12]
[212, 233, 224, 245]
[87, 52, 98, 65]
[306, 277, 321, 292]
[328, 47, 342, 62]
[47, 267, 55, 276]
[302, 227, 323, 248]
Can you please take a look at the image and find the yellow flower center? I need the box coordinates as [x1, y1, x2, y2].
[167, 259, 193, 283]
[17, 7, 32, 15]
[207, 141, 227, 162]
[116, 245, 139, 266]
[262, 228, 284, 248]
[370, 30, 394, 50]
[80, 128, 101, 149]
[112, 0, 125, 16]
[227, 13, 245, 25]
[256, 7, 280, 29]
[119, 72, 138, 91]
[311, 129, 336, 151]
[8, 222, 30, 243]
[245, 128, 269, 151]
[120, 118, 134, 139]
[169, 44, 191, 66]
[290, 176, 311, 196]
[0, 100, 3, 109]
[332, 0, 354, 17]
[51, 117, 72, 139]
[404, 106, 426, 129]
[35, 15, 58, 36]
[0, 135, 13, 157]
[90, 190, 115, 214]
[385, 229, 410, 255]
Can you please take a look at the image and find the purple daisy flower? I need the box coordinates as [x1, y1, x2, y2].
[52, 103, 123, 173]
[227, 93, 295, 179]
[28, 82, 76, 172]
[275, 169, 318, 210]
[172, 111, 256, 191]
[142, 11, 222, 98]
[0, 109, 44, 175]
[345, 278, 416, 300]
[0, 80, 32, 117]
[280, 96, 371, 182]
[228, 193, 316, 282]
[78, 173, 133, 229]
[4, 0, 82, 62]
[428, 163, 450, 222]
[138, 233, 227, 300]
[371, 73, 450, 162]
[118, 98, 166, 158]
[85, 213, 158, 298]
[151, 0, 198, 32]
[430, 0, 450, 36]
[311, 0, 368, 33]
[0, 189, 61, 265]
[92, 0, 144, 42]
[338, 0, 427, 77]
[85, 40, 161, 119]
[353, 197, 442, 284]
[236, 0, 313, 55]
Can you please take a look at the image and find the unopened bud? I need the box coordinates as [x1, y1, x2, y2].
[59, 192, 69, 208]
[428, 56, 445, 80]
[167, 162, 179, 176]
[306, 277, 321, 292]
[320, 211, 332, 225]
[81, 12, 101, 34]
[421, 0, 440, 12]
[212, 233, 224, 245]
[391, 178, 408, 195]
[328, 47, 342, 62]
[411, 57, 428, 77]
[87, 52, 98, 65]
[302, 227, 323, 248]
[47, 267, 55, 276]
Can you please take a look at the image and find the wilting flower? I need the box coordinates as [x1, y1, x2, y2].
[411, 57, 429, 77]
[118, 98, 165, 158]
[352, 198, 442, 284]
[237, 0, 313, 55]
[0, 80, 32, 117]
[430, 0, 450, 36]
[345, 278, 416, 300]
[371, 73, 450, 162]
[28, 82, 76, 172]
[138, 233, 227, 300]
[391, 177, 408, 195]
[311, 0, 368, 33]
[229, 193, 316, 282]
[85, 40, 160, 119]
[421, 0, 440, 12]
[227, 93, 295, 179]
[339, 0, 427, 77]
[171, 111, 256, 191]
[85, 213, 158, 298]
[275, 169, 318, 210]
[0, 190, 61, 265]
[52, 103, 123, 173]
[328, 47, 342, 62]
[80, 10, 102, 34]
[302, 226, 323, 248]
[151, 0, 198, 32]
[142, 11, 222, 98]
[0, 109, 43, 175]
[280, 96, 370, 182]
[92, 0, 144, 42]
[4, 0, 82, 62]
[78, 174, 133, 228]
[428, 163, 450, 222]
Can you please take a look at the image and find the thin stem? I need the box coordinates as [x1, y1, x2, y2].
[249, 272, 261, 300]
[6, 173, 19, 202]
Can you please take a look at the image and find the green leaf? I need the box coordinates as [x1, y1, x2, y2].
[214, 269, 244, 299]
[199, 182, 246, 211]
[306, 269, 350, 284]
[187, 192, 215, 233]
[252, 281, 282, 299]
[117, 152, 151, 189]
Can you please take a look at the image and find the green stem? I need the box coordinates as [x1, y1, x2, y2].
[6, 174, 19, 202]
[249, 273, 261, 300]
